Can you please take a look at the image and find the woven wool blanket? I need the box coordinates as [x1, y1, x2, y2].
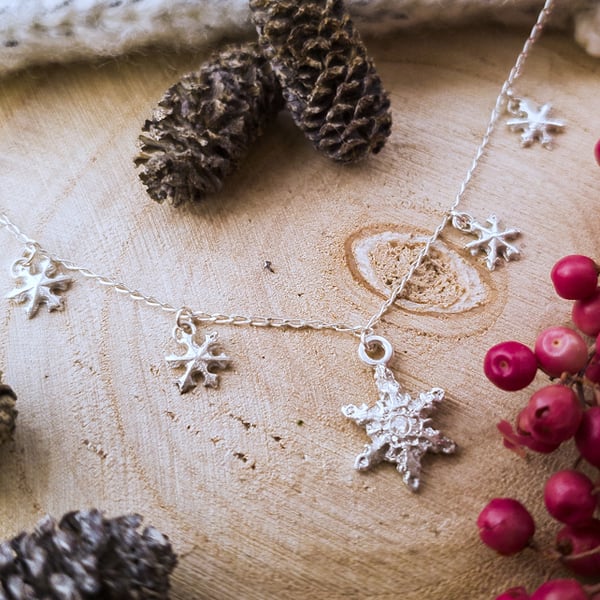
[0, 0, 599, 76]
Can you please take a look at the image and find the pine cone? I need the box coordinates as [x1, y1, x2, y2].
[249, 0, 392, 163]
[0, 377, 17, 446]
[0, 510, 177, 599]
[135, 42, 283, 206]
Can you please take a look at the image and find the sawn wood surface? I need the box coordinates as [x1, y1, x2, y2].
[0, 25, 599, 600]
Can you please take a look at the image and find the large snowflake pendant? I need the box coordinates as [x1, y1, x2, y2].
[166, 312, 230, 393]
[506, 97, 565, 148]
[6, 248, 72, 318]
[343, 336, 456, 491]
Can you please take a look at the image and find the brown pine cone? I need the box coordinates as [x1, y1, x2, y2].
[0, 510, 177, 598]
[249, 0, 392, 163]
[0, 377, 17, 446]
[135, 42, 283, 206]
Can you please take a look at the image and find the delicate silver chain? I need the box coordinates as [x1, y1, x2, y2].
[360, 0, 556, 343]
[0, 214, 365, 334]
[1, 0, 555, 341]
[0, 213, 37, 247]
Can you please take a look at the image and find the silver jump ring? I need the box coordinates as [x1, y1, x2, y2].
[358, 334, 394, 366]
[175, 307, 195, 333]
[450, 211, 474, 232]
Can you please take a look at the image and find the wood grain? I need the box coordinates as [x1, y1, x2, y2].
[0, 26, 599, 599]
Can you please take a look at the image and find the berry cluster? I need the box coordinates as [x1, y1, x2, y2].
[478, 255, 600, 599]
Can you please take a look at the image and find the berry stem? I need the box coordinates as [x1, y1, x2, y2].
[558, 372, 591, 399]
[560, 543, 600, 561]
[575, 379, 588, 407]
[584, 582, 600, 598]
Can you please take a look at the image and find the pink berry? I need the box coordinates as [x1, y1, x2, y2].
[544, 469, 597, 526]
[586, 334, 600, 382]
[556, 519, 600, 577]
[477, 498, 535, 555]
[497, 418, 557, 457]
[484, 341, 538, 391]
[526, 385, 583, 445]
[595, 139, 600, 166]
[585, 353, 600, 384]
[515, 410, 561, 454]
[572, 287, 600, 336]
[551, 255, 598, 300]
[531, 579, 589, 600]
[575, 406, 600, 468]
[496, 587, 530, 600]
[534, 326, 588, 378]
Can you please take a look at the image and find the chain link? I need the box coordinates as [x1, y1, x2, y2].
[0, 0, 556, 342]
[0, 213, 37, 247]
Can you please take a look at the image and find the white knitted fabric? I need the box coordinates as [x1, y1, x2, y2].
[575, 2, 600, 55]
[0, 0, 598, 76]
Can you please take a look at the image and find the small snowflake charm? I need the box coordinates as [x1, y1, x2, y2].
[6, 246, 72, 318]
[343, 335, 456, 491]
[451, 211, 520, 271]
[506, 96, 565, 148]
[166, 311, 230, 393]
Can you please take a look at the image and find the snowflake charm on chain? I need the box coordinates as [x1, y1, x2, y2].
[6, 245, 72, 318]
[451, 211, 521, 271]
[342, 335, 456, 491]
[166, 310, 230, 393]
[506, 95, 565, 148]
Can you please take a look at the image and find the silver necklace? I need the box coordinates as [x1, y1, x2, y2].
[0, 0, 562, 491]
